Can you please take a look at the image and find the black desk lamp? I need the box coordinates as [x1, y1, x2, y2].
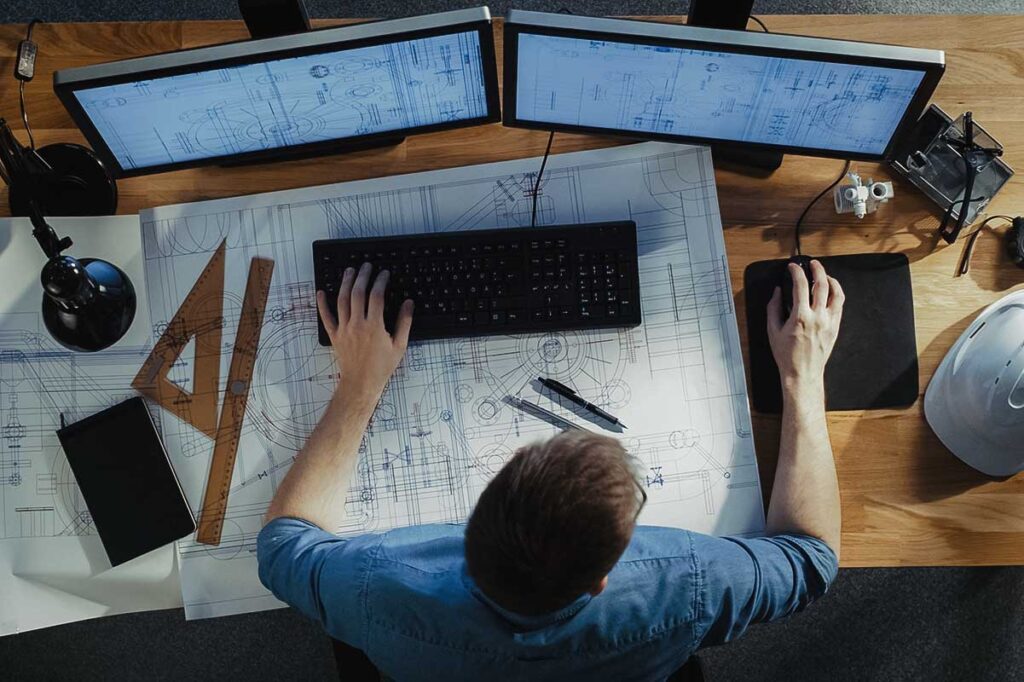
[0, 118, 135, 352]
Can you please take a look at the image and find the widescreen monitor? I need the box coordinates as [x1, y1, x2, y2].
[503, 11, 945, 161]
[54, 8, 500, 177]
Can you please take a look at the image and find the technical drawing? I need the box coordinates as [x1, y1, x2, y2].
[139, 142, 765, 620]
[0, 318, 151, 540]
[516, 34, 925, 156]
[75, 31, 490, 170]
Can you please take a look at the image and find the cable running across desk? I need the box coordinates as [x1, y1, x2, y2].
[793, 159, 851, 256]
[531, 131, 555, 228]
[18, 20, 40, 149]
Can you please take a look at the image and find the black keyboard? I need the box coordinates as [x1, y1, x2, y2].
[312, 221, 642, 344]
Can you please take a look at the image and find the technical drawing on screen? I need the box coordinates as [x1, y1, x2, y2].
[503, 10, 942, 159]
[72, 31, 490, 171]
[515, 33, 925, 156]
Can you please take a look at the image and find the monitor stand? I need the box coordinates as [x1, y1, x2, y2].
[687, 0, 785, 176]
[223, 0, 406, 168]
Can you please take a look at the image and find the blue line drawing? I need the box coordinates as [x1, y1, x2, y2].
[139, 142, 765, 620]
[516, 33, 925, 156]
[74, 31, 490, 170]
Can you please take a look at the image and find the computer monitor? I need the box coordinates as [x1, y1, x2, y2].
[503, 11, 944, 161]
[53, 8, 500, 177]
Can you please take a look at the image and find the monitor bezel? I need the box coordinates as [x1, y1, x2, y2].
[502, 15, 945, 162]
[54, 17, 501, 178]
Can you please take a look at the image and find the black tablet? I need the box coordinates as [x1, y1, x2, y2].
[57, 397, 195, 566]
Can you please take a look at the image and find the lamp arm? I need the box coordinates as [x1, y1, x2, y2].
[27, 197, 73, 259]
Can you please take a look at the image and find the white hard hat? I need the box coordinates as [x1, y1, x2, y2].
[924, 289, 1024, 476]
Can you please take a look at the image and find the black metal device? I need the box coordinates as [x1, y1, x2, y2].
[313, 221, 642, 344]
[1008, 218, 1024, 269]
[687, 0, 756, 30]
[238, 0, 310, 39]
[888, 105, 1013, 244]
[0, 118, 134, 352]
[7, 142, 117, 216]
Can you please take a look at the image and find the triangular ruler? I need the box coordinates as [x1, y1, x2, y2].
[132, 241, 226, 439]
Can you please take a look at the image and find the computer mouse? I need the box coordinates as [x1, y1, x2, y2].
[779, 255, 814, 315]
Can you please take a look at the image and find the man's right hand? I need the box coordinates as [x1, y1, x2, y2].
[315, 263, 414, 406]
[766, 260, 844, 391]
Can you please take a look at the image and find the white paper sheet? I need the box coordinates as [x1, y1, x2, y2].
[0, 217, 182, 636]
[138, 142, 765, 620]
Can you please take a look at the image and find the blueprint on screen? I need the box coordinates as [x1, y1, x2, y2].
[516, 33, 924, 156]
[75, 31, 490, 171]
[138, 142, 765, 619]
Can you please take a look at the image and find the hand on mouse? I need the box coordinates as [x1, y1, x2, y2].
[767, 259, 844, 394]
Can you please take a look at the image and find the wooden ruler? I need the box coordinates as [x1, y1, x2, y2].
[132, 241, 226, 439]
[133, 240, 275, 546]
[196, 256, 274, 546]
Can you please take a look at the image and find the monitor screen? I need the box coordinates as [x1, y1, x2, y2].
[71, 31, 491, 172]
[504, 12, 944, 161]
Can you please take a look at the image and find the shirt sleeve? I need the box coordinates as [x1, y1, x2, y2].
[256, 516, 380, 648]
[693, 533, 838, 647]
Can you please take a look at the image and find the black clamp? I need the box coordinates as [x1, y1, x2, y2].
[1008, 218, 1024, 269]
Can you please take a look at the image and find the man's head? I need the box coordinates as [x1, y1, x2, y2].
[465, 430, 644, 616]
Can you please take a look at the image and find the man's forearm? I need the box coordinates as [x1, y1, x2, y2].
[765, 378, 842, 559]
[264, 390, 376, 531]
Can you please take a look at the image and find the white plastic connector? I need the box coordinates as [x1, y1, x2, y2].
[835, 172, 894, 219]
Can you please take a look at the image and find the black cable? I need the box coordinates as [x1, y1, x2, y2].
[793, 159, 851, 256]
[531, 131, 555, 228]
[957, 214, 1013, 276]
[19, 82, 33, 150]
[748, 15, 769, 32]
[19, 20, 40, 149]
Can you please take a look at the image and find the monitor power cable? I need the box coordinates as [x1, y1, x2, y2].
[956, 214, 1015, 276]
[793, 159, 851, 256]
[748, 16, 769, 32]
[531, 131, 555, 228]
[15, 19, 41, 150]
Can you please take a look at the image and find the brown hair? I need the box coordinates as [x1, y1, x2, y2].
[464, 430, 643, 616]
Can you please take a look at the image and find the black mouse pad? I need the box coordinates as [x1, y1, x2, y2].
[743, 253, 919, 413]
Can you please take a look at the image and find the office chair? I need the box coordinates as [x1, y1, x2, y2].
[330, 638, 706, 681]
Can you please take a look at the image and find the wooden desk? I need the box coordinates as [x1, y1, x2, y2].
[2, 16, 1022, 567]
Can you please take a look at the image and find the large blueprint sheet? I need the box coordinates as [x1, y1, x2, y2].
[139, 142, 765, 620]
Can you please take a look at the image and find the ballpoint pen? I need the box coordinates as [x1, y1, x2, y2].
[537, 377, 628, 429]
[503, 395, 585, 431]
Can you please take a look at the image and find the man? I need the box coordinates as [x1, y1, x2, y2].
[259, 259, 844, 681]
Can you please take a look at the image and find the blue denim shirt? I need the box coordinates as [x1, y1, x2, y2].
[258, 518, 837, 682]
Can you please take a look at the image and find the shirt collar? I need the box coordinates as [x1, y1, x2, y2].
[461, 565, 592, 631]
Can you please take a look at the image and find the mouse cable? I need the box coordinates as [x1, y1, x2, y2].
[956, 214, 1013, 276]
[530, 131, 555, 228]
[17, 19, 41, 149]
[793, 159, 851, 256]
[748, 16, 769, 32]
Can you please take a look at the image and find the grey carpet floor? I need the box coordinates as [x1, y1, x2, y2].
[2, 1, 1023, 681]
[4, 565, 1023, 681]
[3, 0, 1024, 23]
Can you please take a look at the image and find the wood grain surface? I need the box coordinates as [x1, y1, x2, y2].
[1, 16, 1022, 567]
